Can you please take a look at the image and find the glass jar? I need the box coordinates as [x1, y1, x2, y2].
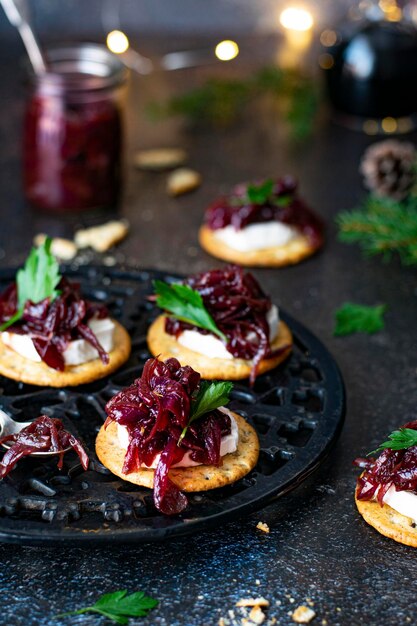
[23, 44, 128, 212]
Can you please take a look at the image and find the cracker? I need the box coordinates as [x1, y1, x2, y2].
[355, 487, 417, 547]
[199, 224, 320, 268]
[134, 148, 187, 170]
[75, 220, 129, 252]
[147, 314, 292, 380]
[96, 412, 259, 492]
[0, 321, 131, 387]
[167, 168, 201, 196]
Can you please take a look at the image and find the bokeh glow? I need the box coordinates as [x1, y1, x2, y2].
[215, 40, 239, 61]
[106, 30, 130, 54]
[279, 7, 314, 32]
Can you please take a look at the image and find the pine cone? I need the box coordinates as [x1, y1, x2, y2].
[360, 139, 416, 201]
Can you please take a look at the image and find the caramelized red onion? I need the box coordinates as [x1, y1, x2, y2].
[355, 420, 417, 504]
[0, 278, 109, 371]
[0, 415, 89, 478]
[164, 266, 290, 384]
[204, 176, 324, 249]
[105, 357, 231, 515]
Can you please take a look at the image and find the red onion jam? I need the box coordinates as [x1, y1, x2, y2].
[0, 415, 89, 478]
[0, 278, 110, 371]
[204, 176, 324, 249]
[164, 266, 290, 384]
[355, 420, 417, 504]
[105, 357, 232, 515]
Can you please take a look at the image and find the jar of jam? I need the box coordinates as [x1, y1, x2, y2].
[23, 44, 128, 212]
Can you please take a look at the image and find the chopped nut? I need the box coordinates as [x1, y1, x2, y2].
[256, 522, 270, 533]
[249, 606, 266, 625]
[74, 220, 129, 252]
[236, 598, 269, 608]
[167, 168, 201, 196]
[291, 605, 316, 624]
[218, 619, 227, 626]
[34, 234, 77, 261]
[134, 147, 187, 170]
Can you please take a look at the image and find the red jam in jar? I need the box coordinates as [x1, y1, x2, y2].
[23, 44, 128, 212]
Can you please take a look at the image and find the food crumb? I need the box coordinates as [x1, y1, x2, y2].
[336, 607, 342, 613]
[197, 595, 204, 600]
[34, 234, 77, 261]
[321, 620, 328, 625]
[134, 147, 187, 170]
[249, 605, 266, 625]
[167, 168, 201, 196]
[75, 220, 129, 252]
[236, 598, 269, 608]
[228, 610, 235, 619]
[218, 618, 227, 626]
[291, 605, 316, 624]
[256, 521, 270, 533]
[289, 597, 295, 603]
[255, 579, 261, 586]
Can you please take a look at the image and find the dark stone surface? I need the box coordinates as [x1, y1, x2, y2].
[1, 36, 417, 626]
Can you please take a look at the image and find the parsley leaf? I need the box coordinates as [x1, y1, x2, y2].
[178, 380, 233, 445]
[56, 589, 158, 624]
[0, 237, 61, 331]
[153, 280, 226, 341]
[246, 179, 274, 205]
[368, 427, 417, 455]
[333, 302, 387, 337]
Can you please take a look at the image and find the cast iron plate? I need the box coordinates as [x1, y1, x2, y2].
[0, 266, 345, 545]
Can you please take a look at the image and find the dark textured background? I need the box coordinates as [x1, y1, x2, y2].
[1, 25, 417, 626]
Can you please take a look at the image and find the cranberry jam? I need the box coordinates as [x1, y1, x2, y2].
[23, 45, 127, 212]
[204, 176, 324, 248]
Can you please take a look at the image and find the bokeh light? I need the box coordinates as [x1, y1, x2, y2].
[215, 40, 239, 61]
[279, 7, 314, 32]
[106, 30, 130, 54]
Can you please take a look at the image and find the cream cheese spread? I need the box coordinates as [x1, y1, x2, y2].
[117, 407, 239, 469]
[177, 305, 279, 360]
[1, 317, 115, 366]
[213, 221, 299, 252]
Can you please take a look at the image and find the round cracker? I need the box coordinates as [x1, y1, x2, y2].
[0, 320, 131, 387]
[147, 314, 292, 381]
[355, 487, 417, 548]
[96, 412, 259, 492]
[199, 224, 320, 268]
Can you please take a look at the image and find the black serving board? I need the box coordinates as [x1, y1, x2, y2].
[0, 267, 345, 545]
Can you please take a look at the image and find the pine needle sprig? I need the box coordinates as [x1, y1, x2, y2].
[337, 194, 417, 265]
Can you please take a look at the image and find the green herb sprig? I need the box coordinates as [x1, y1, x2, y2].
[334, 302, 387, 336]
[153, 280, 226, 341]
[369, 427, 417, 456]
[56, 589, 158, 625]
[243, 179, 292, 208]
[338, 194, 417, 266]
[0, 237, 61, 331]
[178, 380, 233, 445]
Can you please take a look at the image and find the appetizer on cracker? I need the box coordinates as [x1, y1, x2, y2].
[96, 356, 259, 515]
[147, 265, 292, 385]
[0, 238, 131, 387]
[199, 176, 323, 267]
[354, 421, 417, 547]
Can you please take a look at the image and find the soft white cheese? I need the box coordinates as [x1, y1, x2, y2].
[117, 407, 239, 469]
[1, 317, 115, 366]
[177, 305, 279, 360]
[381, 485, 417, 523]
[213, 221, 299, 252]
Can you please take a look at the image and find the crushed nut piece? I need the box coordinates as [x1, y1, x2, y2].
[292, 605, 316, 624]
[134, 148, 187, 170]
[34, 234, 77, 261]
[218, 618, 227, 626]
[236, 598, 269, 608]
[74, 220, 129, 252]
[249, 605, 266, 625]
[255, 579, 261, 586]
[256, 522, 270, 533]
[167, 168, 201, 196]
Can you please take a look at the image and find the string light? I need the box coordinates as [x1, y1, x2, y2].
[279, 7, 314, 32]
[215, 40, 239, 61]
[106, 30, 129, 54]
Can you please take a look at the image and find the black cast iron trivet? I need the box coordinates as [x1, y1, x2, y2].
[0, 266, 345, 545]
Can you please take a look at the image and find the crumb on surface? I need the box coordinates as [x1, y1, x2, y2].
[134, 147, 187, 170]
[249, 605, 266, 624]
[256, 521, 270, 533]
[291, 605, 316, 624]
[34, 234, 77, 261]
[236, 598, 269, 608]
[167, 168, 201, 196]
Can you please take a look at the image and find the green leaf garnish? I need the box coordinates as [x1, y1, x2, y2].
[333, 302, 387, 337]
[178, 380, 233, 445]
[246, 179, 274, 205]
[0, 237, 61, 331]
[153, 280, 226, 341]
[56, 589, 158, 624]
[368, 428, 417, 456]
